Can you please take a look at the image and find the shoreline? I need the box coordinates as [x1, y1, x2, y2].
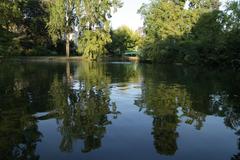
[1, 56, 237, 71]
[3, 56, 84, 62]
[1, 56, 140, 62]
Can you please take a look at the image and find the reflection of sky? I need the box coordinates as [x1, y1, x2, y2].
[177, 116, 237, 160]
[111, 0, 227, 31]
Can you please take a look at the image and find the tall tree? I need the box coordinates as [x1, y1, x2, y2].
[78, 0, 122, 59]
[138, 0, 223, 64]
[47, 0, 122, 58]
[138, 0, 201, 62]
[47, 0, 78, 57]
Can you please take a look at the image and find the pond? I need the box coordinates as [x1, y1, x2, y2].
[0, 61, 240, 160]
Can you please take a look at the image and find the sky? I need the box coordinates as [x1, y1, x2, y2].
[111, 0, 149, 31]
[111, 0, 227, 31]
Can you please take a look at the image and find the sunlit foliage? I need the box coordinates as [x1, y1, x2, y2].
[107, 25, 142, 55]
[139, 0, 240, 69]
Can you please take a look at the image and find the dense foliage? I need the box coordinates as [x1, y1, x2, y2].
[0, 0, 52, 56]
[0, 0, 122, 58]
[47, 0, 122, 58]
[107, 25, 142, 55]
[139, 0, 240, 69]
[1, 0, 240, 68]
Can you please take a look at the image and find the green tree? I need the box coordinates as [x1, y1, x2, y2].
[0, 0, 51, 56]
[107, 25, 142, 55]
[0, 0, 22, 31]
[139, 0, 240, 69]
[47, 0, 78, 57]
[188, 0, 221, 9]
[48, 0, 122, 58]
[138, 0, 202, 62]
[78, 0, 122, 59]
[222, 1, 240, 68]
[78, 29, 112, 59]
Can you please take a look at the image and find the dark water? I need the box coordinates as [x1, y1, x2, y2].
[0, 61, 240, 160]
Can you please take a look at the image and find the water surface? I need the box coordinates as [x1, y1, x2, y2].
[0, 61, 240, 160]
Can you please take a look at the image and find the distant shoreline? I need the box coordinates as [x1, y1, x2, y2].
[1, 56, 139, 62]
[5, 56, 84, 62]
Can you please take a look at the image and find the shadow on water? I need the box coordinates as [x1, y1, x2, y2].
[0, 61, 240, 159]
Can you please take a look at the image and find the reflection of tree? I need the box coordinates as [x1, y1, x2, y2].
[152, 115, 179, 155]
[0, 112, 41, 160]
[137, 64, 240, 158]
[77, 62, 111, 90]
[135, 65, 208, 155]
[232, 130, 240, 160]
[0, 94, 41, 160]
[1, 61, 240, 159]
[208, 99, 240, 160]
[48, 62, 120, 153]
[135, 83, 185, 155]
[0, 62, 63, 160]
[105, 62, 141, 83]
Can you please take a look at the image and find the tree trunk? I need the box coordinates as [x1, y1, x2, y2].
[66, 33, 70, 57]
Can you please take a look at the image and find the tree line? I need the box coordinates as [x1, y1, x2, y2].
[0, 0, 141, 59]
[1, 0, 240, 69]
[0, 0, 123, 58]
